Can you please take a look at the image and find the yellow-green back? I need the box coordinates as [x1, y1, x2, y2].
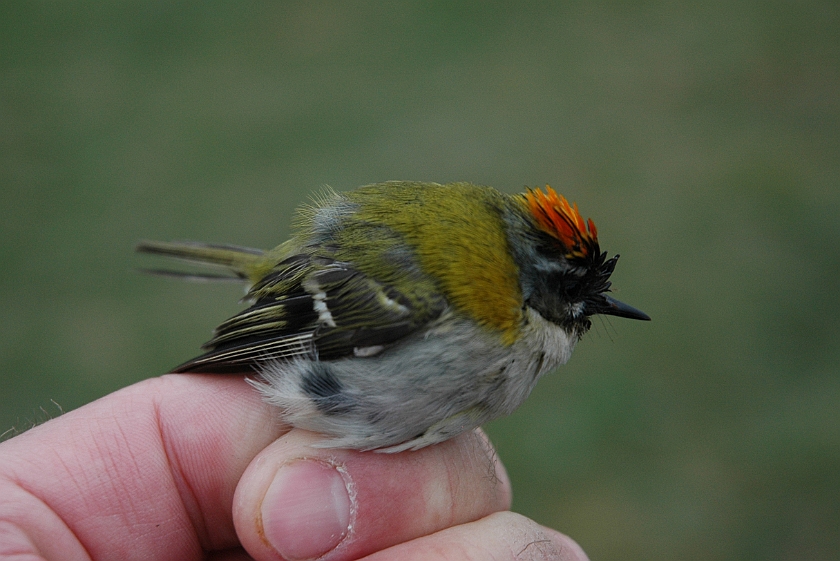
[337, 182, 525, 344]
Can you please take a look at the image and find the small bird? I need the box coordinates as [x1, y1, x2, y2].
[138, 181, 649, 452]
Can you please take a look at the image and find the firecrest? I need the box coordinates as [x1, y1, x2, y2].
[138, 181, 649, 452]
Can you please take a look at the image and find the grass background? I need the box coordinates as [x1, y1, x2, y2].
[2, 2, 838, 559]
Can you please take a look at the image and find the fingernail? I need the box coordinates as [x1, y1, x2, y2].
[260, 460, 352, 560]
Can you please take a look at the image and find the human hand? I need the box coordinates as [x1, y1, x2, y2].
[0, 374, 587, 560]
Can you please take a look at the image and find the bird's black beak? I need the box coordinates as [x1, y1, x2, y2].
[599, 295, 651, 321]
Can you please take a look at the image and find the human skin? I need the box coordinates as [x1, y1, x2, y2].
[0, 374, 588, 560]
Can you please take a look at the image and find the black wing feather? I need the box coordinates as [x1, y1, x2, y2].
[171, 255, 447, 373]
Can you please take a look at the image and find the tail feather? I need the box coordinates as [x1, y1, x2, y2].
[136, 240, 266, 283]
[137, 268, 249, 283]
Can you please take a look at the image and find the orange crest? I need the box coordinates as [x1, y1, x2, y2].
[522, 185, 599, 258]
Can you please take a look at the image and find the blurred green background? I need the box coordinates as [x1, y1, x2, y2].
[2, 2, 838, 559]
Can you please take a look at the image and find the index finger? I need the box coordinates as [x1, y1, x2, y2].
[0, 374, 282, 559]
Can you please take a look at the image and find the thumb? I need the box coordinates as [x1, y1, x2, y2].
[233, 429, 511, 561]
